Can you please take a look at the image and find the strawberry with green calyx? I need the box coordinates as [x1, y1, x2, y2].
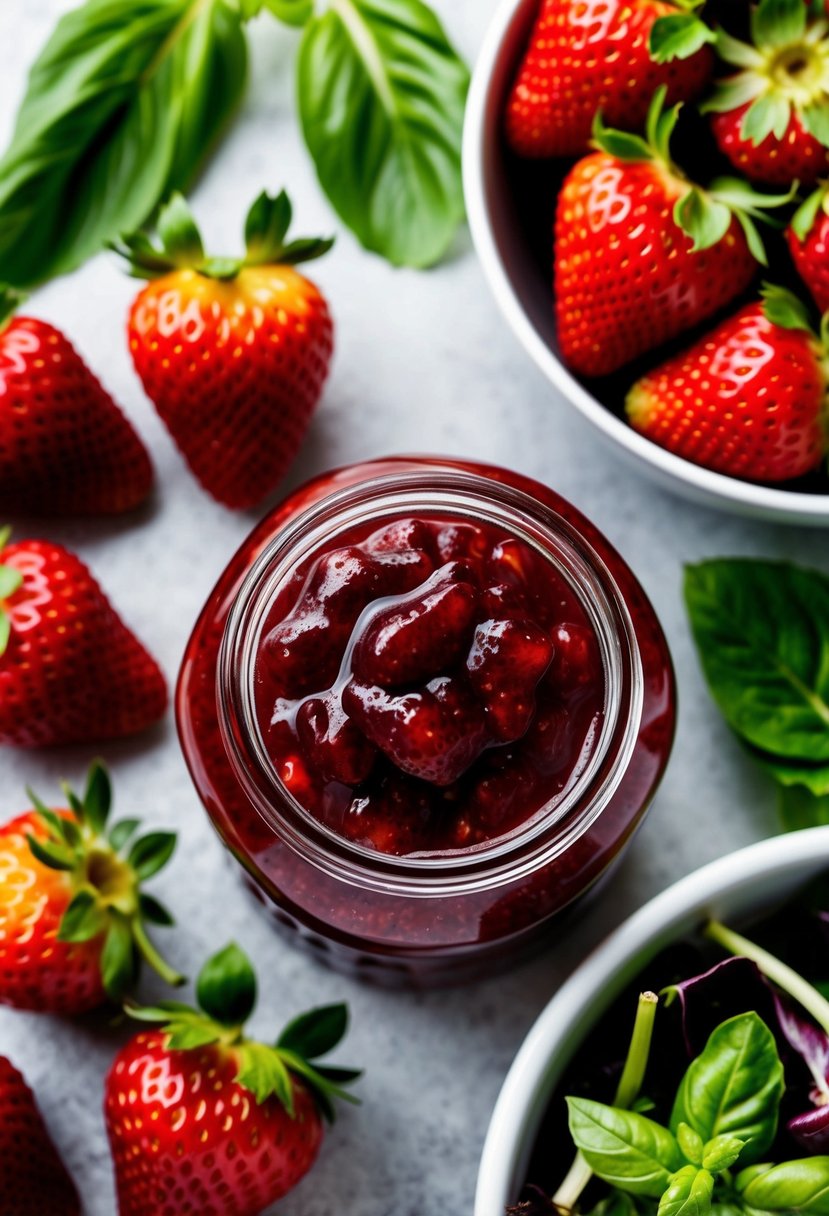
[788, 178, 829, 309]
[0, 529, 167, 747]
[114, 190, 334, 510]
[505, 0, 714, 160]
[0, 761, 182, 1014]
[626, 283, 829, 481]
[106, 943, 360, 1216]
[701, 0, 829, 186]
[555, 87, 794, 377]
[0, 285, 153, 517]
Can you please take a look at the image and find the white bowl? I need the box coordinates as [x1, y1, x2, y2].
[462, 0, 829, 527]
[474, 825, 829, 1215]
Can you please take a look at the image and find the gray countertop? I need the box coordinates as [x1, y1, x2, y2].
[0, 4, 823, 1213]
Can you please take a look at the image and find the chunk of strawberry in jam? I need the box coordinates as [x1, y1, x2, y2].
[352, 563, 479, 688]
[262, 545, 433, 697]
[297, 692, 377, 785]
[362, 518, 439, 559]
[342, 676, 490, 787]
[340, 773, 434, 854]
[548, 622, 600, 693]
[466, 619, 554, 742]
[482, 582, 527, 618]
[435, 522, 487, 564]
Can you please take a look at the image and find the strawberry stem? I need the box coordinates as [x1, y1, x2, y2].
[131, 917, 184, 988]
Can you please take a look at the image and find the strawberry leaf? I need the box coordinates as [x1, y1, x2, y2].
[128, 832, 177, 881]
[649, 13, 715, 63]
[165, 1022, 223, 1051]
[58, 889, 106, 943]
[592, 111, 653, 162]
[108, 817, 141, 853]
[196, 942, 257, 1028]
[243, 189, 334, 267]
[101, 911, 136, 1000]
[792, 183, 829, 240]
[674, 189, 732, 252]
[803, 100, 829, 148]
[742, 94, 792, 145]
[752, 0, 807, 48]
[82, 761, 111, 836]
[27, 835, 74, 872]
[156, 193, 205, 267]
[761, 283, 816, 333]
[277, 1003, 348, 1059]
[0, 566, 22, 599]
[139, 892, 175, 926]
[0, 286, 25, 330]
[236, 1041, 295, 1111]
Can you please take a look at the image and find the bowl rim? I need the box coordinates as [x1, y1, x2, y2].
[474, 825, 829, 1216]
[462, 0, 829, 525]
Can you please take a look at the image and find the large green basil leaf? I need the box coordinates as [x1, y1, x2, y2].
[0, 0, 247, 288]
[671, 1013, 784, 1165]
[297, 0, 469, 268]
[659, 1165, 714, 1216]
[684, 561, 829, 763]
[567, 1097, 683, 1197]
[739, 1158, 829, 1213]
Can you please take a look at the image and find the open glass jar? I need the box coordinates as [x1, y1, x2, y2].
[177, 458, 675, 986]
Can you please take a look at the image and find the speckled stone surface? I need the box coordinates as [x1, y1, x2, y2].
[0, 3, 825, 1213]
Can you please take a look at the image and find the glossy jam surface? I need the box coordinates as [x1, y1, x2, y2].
[254, 514, 604, 855]
[177, 458, 676, 986]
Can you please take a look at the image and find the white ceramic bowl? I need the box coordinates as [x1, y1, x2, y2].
[463, 0, 829, 527]
[474, 826, 829, 1215]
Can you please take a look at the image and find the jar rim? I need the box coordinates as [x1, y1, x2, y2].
[217, 468, 644, 897]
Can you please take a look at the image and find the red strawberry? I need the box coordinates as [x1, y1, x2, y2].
[505, 0, 713, 159]
[0, 290, 152, 516]
[702, 0, 829, 186]
[0, 762, 181, 1014]
[105, 944, 359, 1216]
[626, 284, 828, 481]
[0, 1056, 80, 1215]
[116, 191, 333, 510]
[788, 180, 829, 311]
[466, 618, 554, 742]
[0, 531, 167, 746]
[555, 89, 792, 377]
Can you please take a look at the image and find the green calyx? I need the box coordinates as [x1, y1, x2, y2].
[650, 1, 717, 65]
[126, 943, 361, 1122]
[791, 177, 829, 237]
[593, 89, 794, 260]
[702, 0, 829, 148]
[0, 526, 22, 657]
[26, 761, 183, 1000]
[111, 190, 334, 282]
[0, 285, 25, 332]
[760, 280, 818, 334]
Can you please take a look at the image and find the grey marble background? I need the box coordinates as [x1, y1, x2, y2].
[0, 3, 824, 1213]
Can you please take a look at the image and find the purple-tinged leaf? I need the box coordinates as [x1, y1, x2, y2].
[663, 957, 779, 1056]
[789, 1102, 829, 1153]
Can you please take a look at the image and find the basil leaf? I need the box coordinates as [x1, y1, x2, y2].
[684, 561, 829, 764]
[567, 1097, 683, 1197]
[0, 0, 247, 289]
[739, 1158, 829, 1213]
[297, 0, 469, 268]
[671, 1013, 784, 1165]
[659, 1165, 714, 1216]
[778, 785, 829, 831]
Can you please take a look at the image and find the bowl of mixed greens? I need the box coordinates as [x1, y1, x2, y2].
[475, 826, 829, 1216]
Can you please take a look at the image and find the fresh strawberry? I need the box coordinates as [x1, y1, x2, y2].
[788, 180, 829, 311]
[0, 289, 153, 517]
[505, 0, 713, 159]
[116, 191, 333, 510]
[0, 530, 167, 746]
[105, 943, 359, 1216]
[626, 284, 828, 481]
[555, 88, 792, 377]
[0, 762, 181, 1014]
[0, 1056, 80, 1215]
[702, 0, 829, 186]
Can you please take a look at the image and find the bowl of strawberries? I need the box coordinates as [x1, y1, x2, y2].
[463, 0, 829, 525]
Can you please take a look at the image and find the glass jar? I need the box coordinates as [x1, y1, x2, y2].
[177, 458, 675, 986]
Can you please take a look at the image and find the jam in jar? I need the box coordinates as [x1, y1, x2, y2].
[177, 458, 676, 986]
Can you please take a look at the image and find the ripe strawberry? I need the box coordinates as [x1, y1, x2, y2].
[788, 180, 829, 311]
[555, 88, 792, 377]
[702, 0, 829, 186]
[0, 762, 181, 1014]
[0, 530, 167, 746]
[105, 943, 360, 1216]
[0, 1056, 80, 1215]
[505, 0, 713, 159]
[0, 289, 153, 517]
[116, 191, 333, 510]
[626, 284, 828, 481]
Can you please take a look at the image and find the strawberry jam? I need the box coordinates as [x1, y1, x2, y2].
[177, 459, 675, 986]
